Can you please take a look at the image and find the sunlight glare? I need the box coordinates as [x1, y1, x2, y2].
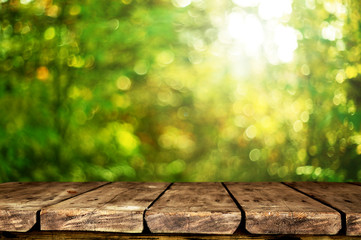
[232, 0, 260, 7]
[227, 12, 264, 56]
[223, 0, 298, 65]
[274, 25, 298, 62]
[172, 0, 191, 8]
[258, 0, 293, 20]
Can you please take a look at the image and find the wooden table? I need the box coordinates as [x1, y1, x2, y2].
[1, 182, 361, 240]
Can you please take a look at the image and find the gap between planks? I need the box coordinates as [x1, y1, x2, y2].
[40, 182, 170, 233]
[2, 231, 361, 240]
[221, 182, 247, 234]
[0, 182, 109, 232]
[145, 182, 243, 234]
[284, 182, 361, 236]
[224, 182, 341, 235]
[282, 182, 347, 235]
[1, 182, 358, 236]
[142, 183, 174, 233]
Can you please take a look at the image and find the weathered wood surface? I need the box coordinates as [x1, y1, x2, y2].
[225, 182, 341, 235]
[2, 181, 361, 236]
[351, 182, 361, 187]
[41, 182, 169, 233]
[2, 231, 361, 240]
[0, 182, 106, 232]
[287, 182, 361, 236]
[145, 182, 242, 234]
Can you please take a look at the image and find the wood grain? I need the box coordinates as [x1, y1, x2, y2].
[350, 182, 361, 187]
[41, 182, 169, 233]
[0, 182, 106, 232]
[145, 182, 242, 234]
[286, 182, 361, 236]
[2, 231, 361, 240]
[225, 182, 341, 235]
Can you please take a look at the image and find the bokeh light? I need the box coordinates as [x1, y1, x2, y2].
[0, 0, 361, 182]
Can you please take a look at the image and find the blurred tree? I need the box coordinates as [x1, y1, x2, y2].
[0, 0, 360, 182]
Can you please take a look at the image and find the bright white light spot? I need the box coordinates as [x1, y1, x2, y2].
[258, 0, 292, 20]
[322, 24, 337, 41]
[221, 0, 297, 66]
[233, 0, 260, 7]
[20, 0, 33, 4]
[227, 12, 244, 39]
[172, 0, 191, 8]
[264, 40, 279, 65]
[323, 1, 336, 14]
[274, 25, 298, 62]
[227, 12, 264, 56]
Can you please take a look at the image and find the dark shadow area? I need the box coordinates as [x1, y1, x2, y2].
[27, 210, 41, 232]
[142, 183, 174, 234]
[221, 183, 250, 235]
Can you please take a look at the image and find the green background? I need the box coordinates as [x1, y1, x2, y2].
[1, 0, 361, 182]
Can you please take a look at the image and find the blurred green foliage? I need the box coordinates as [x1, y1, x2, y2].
[0, 0, 361, 182]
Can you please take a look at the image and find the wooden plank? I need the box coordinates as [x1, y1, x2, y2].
[225, 182, 341, 235]
[40, 182, 169, 233]
[0, 182, 106, 232]
[286, 182, 361, 236]
[351, 182, 361, 187]
[145, 182, 242, 234]
[2, 231, 361, 240]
